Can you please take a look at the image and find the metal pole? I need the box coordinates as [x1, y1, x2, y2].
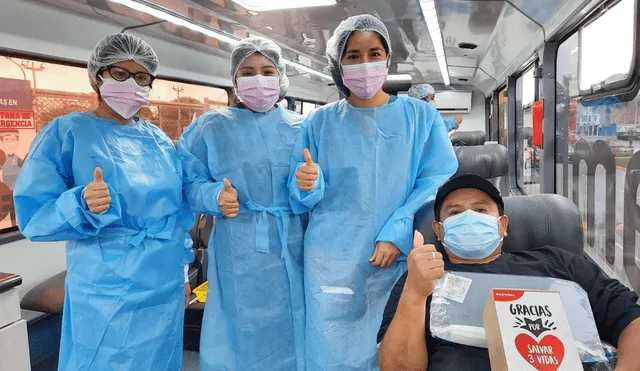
[541, 42, 559, 194]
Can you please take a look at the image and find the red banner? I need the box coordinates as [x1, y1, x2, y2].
[532, 99, 544, 148]
[0, 110, 34, 129]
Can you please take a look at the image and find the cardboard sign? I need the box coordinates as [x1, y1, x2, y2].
[483, 289, 582, 371]
[0, 78, 34, 129]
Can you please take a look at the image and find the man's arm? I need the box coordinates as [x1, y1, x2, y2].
[565, 252, 640, 368]
[378, 232, 445, 371]
[379, 281, 429, 371]
[614, 318, 640, 371]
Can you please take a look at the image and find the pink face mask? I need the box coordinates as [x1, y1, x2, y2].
[342, 61, 389, 99]
[99, 77, 150, 120]
[236, 75, 281, 113]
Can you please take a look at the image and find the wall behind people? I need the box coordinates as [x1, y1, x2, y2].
[440, 89, 486, 133]
[0, 240, 66, 298]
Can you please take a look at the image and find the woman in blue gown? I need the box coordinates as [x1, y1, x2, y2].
[179, 37, 305, 371]
[289, 15, 459, 371]
[14, 33, 194, 371]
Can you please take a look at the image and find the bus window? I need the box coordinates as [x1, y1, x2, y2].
[0, 55, 227, 233]
[516, 67, 539, 194]
[302, 101, 316, 116]
[555, 0, 640, 292]
[579, 0, 635, 92]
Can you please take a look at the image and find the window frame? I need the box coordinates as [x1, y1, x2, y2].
[576, 0, 640, 100]
[512, 59, 540, 194]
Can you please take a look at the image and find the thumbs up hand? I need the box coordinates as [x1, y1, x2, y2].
[296, 149, 319, 192]
[83, 167, 112, 214]
[219, 178, 239, 218]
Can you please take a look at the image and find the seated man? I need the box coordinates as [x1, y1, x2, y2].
[377, 174, 640, 371]
[407, 83, 463, 133]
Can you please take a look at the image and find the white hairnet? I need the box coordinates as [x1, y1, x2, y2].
[408, 84, 436, 99]
[230, 37, 289, 100]
[88, 33, 159, 90]
[326, 14, 392, 97]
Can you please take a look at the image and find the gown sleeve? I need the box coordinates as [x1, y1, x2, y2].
[375, 112, 458, 256]
[444, 117, 459, 132]
[288, 117, 325, 214]
[14, 119, 121, 241]
[179, 118, 226, 217]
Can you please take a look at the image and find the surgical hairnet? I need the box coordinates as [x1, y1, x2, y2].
[230, 37, 290, 99]
[87, 33, 159, 89]
[326, 14, 392, 97]
[408, 84, 435, 99]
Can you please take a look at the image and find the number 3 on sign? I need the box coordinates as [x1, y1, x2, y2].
[528, 354, 534, 364]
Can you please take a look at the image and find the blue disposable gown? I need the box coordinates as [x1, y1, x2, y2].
[179, 106, 306, 371]
[288, 96, 458, 371]
[14, 112, 194, 371]
[444, 117, 459, 132]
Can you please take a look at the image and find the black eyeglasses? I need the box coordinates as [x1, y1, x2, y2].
[101, 66, 155, 87]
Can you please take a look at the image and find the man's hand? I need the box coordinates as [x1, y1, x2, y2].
[185, 283, 192, 308]
[219, 178, 239, 218]
[370, 241, 401, 268]
[296, 148, 319, 191]
[84, 167, 112, 214]
[454, 115, 463, 125]
[404, 231, 445, 299]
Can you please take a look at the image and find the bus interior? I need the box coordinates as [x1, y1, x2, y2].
[0, 0, 638, 370]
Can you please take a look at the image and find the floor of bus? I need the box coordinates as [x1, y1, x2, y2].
[183, 351, 200, 371]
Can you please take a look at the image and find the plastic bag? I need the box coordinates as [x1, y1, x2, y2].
[584, 342, 617, 370]
[430, 271, 606, 363]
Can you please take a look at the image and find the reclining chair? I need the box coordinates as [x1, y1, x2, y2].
[450, 131, 486, 146]
[414, 193, 584, 256]
[452, 144, 510, 197]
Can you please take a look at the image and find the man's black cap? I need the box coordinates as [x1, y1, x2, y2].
[434, 173, 504, 221]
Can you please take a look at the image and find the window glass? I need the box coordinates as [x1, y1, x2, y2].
[277, 99, 288, 109]
[579, 0, 635, 91]
[555, 0, 640, 293]
[516, 67, 540, 194]
[498, 87, 508, 146]
[302, 101, 316, 116]
[0, 55, 227, 233]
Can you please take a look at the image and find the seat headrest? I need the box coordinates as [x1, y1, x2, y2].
[454, 144, 509, 179]
[518, 126, 533, 142]
[414, 194, 584, 256]
[450, 131, 486, 146]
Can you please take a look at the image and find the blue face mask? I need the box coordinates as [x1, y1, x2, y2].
[440, 210, 504, 259]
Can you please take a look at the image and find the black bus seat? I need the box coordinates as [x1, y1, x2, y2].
[190, 214, 213, 285]
[414, 193, 584, 256]
[20, 271, 66, 314]
[450, 130, 486, 146]
[453, 144, 510, 196]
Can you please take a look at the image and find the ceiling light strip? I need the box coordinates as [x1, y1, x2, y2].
[231, 0, 336, 12]
[387, 74, 413, 81]
[109, 0, 332, 80]
[419, 0, 450, 85]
